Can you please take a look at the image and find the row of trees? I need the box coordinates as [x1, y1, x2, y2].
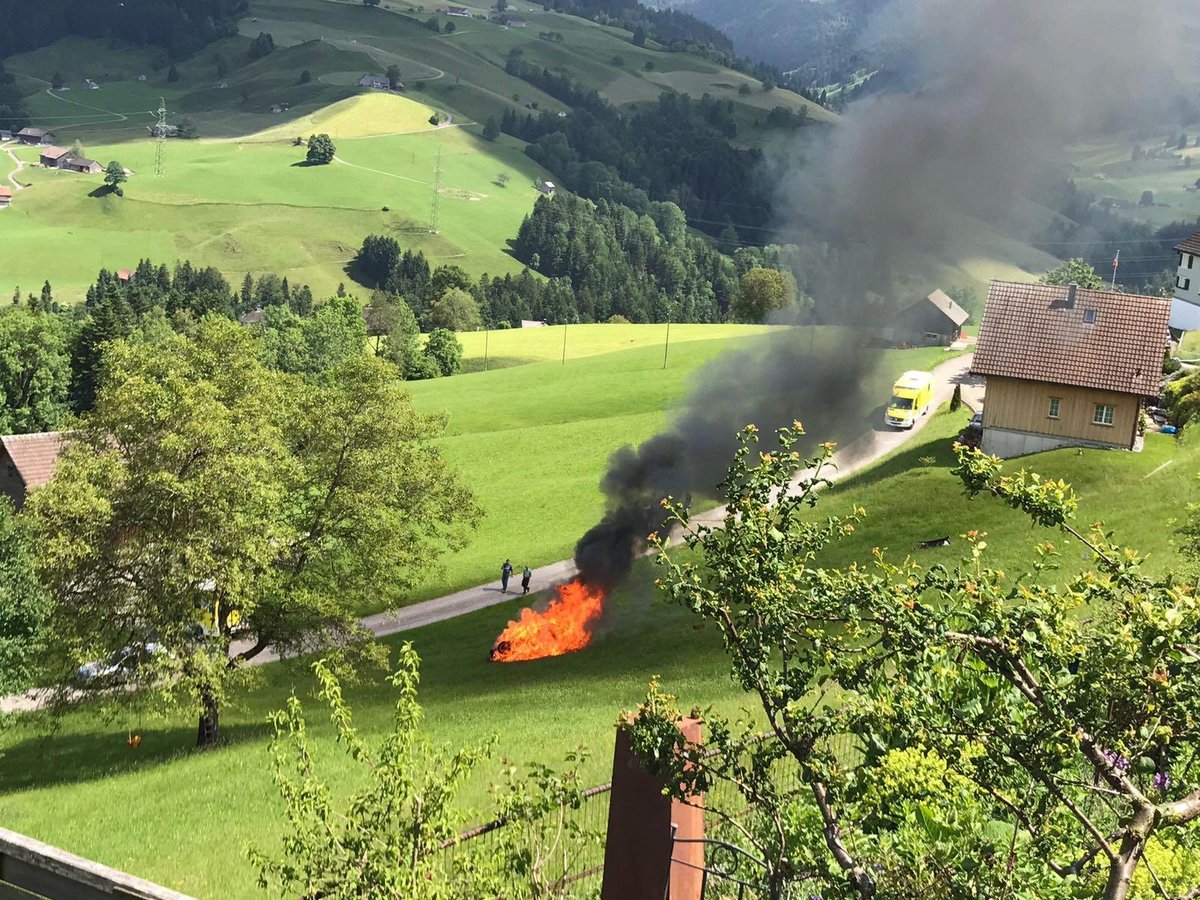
[0, 260, 476, 437]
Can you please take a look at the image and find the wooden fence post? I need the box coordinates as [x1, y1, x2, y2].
[599, 717, 704, 900]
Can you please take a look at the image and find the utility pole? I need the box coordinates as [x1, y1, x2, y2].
[153, 98, 168, 178]
[662, 321, 671, 369]
[430, 146, 442, 234]
[561, 322, 568, 365]
[483, 327, 490, 372]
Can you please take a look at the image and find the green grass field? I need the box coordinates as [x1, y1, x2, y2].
[1066, 133, 1200, 229]
[0, 398, 1193, 898]
[0, 92, 551, 301]
[399, 326, 960, 608]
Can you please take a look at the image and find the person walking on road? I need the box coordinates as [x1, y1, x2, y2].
[521, 565, 532, 595]
[501, 559, 513, 593]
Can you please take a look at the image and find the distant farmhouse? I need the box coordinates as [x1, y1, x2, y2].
[0, 432, 64, 509]
[15, 128, 54, 146]
[506, 16, 527, 26]
[0, 129, 11, 142]
[886, 289, 969, 346]
[0, 187, 11, 207]
[443, 5, 472, 16]
[358, 73, 390, 89]
[83, 78, 99, 91]
[971, 280, 1170, 458]
[63, 156, 102, 174]
[38, 146, 102, 174]
[537, 180, 556, 196]
[39, 146, 72, 168]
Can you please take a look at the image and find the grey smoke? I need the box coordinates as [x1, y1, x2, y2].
[574, 0, 1194, 590]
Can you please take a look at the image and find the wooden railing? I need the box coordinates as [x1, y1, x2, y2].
[0, 827, 195, 900]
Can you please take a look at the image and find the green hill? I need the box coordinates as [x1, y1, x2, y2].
[0, 0, 836, 301]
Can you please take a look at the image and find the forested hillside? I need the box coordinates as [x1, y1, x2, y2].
[0, 0, 246, 60]
[650, 0, 886, 84]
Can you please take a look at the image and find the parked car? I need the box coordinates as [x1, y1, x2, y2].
[76, 642, 162, 687]
[959, 410, 983, 448]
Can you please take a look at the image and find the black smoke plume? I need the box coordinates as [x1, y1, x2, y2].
[575, 0, 1194, 591]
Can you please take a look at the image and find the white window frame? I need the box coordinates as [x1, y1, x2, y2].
[1047, 397, 1061, 419]
[1093, 404, 1115, 427]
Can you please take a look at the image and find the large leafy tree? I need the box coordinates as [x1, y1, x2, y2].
[29, 319, 479, 746]
[730, 266, 801, 323]
[1040, 257, 1106, 290]
[0, 501, 47, 699]
[306, 133, 335, 165]
[632, 425, 1200, 899]
[0, 307, 71, 433]
[428, 287, 482, 332]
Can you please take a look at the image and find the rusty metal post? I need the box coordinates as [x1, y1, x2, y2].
[599, 718, 704, 900]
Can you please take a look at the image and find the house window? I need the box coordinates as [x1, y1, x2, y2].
[1093, 404, 1115, 426]
[1181, 277, 1193, 292]
[1190, 254, 1196, 269]
[1083, 309, 1097, 323]
[1048, 397, 1061, 419]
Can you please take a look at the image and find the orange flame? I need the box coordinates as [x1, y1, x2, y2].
[491, 579, 606, 663]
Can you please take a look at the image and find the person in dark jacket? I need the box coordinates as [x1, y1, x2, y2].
[521, 565, 532, 595]
[501, 559, 513, 593]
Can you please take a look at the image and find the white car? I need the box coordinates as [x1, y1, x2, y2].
[77, 643, 162, 686]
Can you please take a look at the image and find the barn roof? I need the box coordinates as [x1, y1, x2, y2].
[971, 280, 1170, 397]
[40, 146, 71, 160]
[1, 432, 64, 490]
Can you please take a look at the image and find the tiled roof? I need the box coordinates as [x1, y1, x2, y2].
[971, 281, 1170, 396]
[40, 146, 70, 160]
[0, 187, 11, 198]
[926, 289, 970, 327]
[1176, 227, 1200, 258]
[1, 432, 64, 489]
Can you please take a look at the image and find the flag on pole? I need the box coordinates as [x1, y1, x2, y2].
[1112, 250, 1120, 271]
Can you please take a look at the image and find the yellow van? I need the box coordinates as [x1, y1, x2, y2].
[885, 370, 934, 429]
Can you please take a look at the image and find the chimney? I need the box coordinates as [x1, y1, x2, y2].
[1066, 283, 1078, 308]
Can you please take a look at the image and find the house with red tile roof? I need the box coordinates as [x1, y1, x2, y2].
[971, 280, 1170, 458]
[0, 432, 64, 507]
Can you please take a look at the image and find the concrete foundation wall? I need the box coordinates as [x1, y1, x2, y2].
[982, 427, 1123, 459]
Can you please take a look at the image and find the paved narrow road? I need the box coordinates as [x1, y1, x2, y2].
[2, 146, 25, 192]
[1, 353, 978, 710]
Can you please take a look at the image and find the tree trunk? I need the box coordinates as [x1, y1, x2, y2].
[1105, 807, 1156, 900]
[196, 687, 220, 748]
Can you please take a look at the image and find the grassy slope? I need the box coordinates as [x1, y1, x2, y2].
[400, 327, 957, 607]
[1067, 134, 1200, 229]
[0, 92, 551, 300]
[0, 404, 1193, 899]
